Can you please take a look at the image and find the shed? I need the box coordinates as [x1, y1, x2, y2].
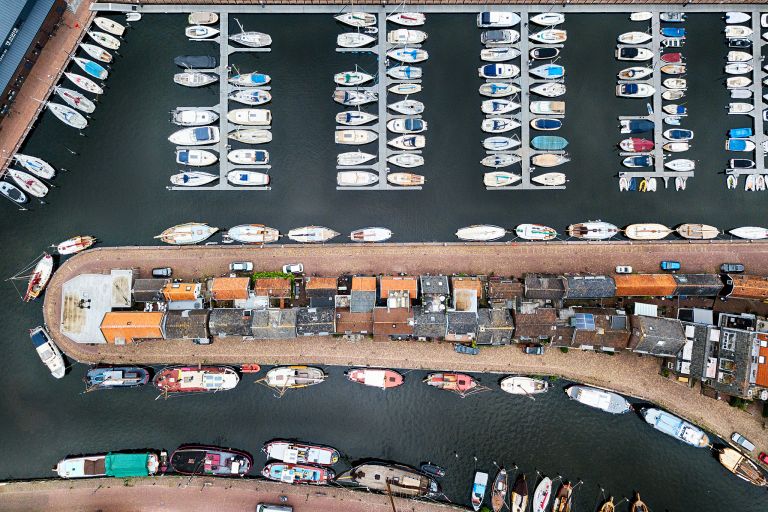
[335, 309, 374, 334]
[100, 312, 164, 344]
[446, 311, 478, 342]
[672, 274, 724, 297]
[614, 274, 676, 297]
[628, 315, 687, 357]
[564, 275, 615, 299]
[373, 307, 414, 340]
[351, 276, 377, 313]
[723, 274, 768, 301]
[132, 278, 169, 303]
[162, 309, 210, 340]
[209, 277, 250, 301]
[250, 308, 297, 339]
[413, 308, 446, 340]
[296, 307, 335, 336]
[253, 277, 291, 298]
[209, 308, 253, 338]
[305, 276, 337, 308]
[476, 307, 514, 345]
[524, 275, 566, 300]
[162, 282, 202, 302]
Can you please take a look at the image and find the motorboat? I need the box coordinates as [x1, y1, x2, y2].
[532, 477, 553, 512]
[725, 12, 751, 24]
[173, 71, 217, 87]
[725, 26, 752, 39]
[287, 226, 340, 244]
[334, 90, 377, 106]
[337, 171, 379, 187]
[481, 29, 519, 46]
[336, 111, 377, 126]
[728, 158, 754, 169]
[620, 119, 654, 134]
[388, 99, 424, 115]
[676, 223, 719, 240]
[726, 50, 752, 62]
[227, 224, 279, 243]
[664, 116, 682, 126]
[64, 72, 103, 94]
[23, 254, 54, 302]
[227, 170, 270, 186]
[72, 57, 107, 80]
[482, 118, 520, 133]
[566, 385, 631, 414]
[529, 63, 564, 79]
[230, 31, 272, 48]
[387, 65, 422, 80]
[229, 72, 271, 87]
[350, 227, 392, 242]
[616, 46, 653, 61]
[471, 472, 489, 512]
[725, 63, 752, 74]
[479, 63, 520, 79]
[171, 446, 251, 476]
[335, 129, 377, 145]
[387, 118, 427, 134]
[618, 31, 652, 44]
[530, 101, 565, 115]
[389, 83, 422, 95]
[661, 52, 683, 63]
[387, 47, 428, 63]
[79, 42, 112, 63]
[85, 366, 150, 390]
[227, 149, 269, 165]
[87, 30, 120, 50]
[660, 63, 686, 75]
[337, 33, 376, 48]
[531, 83, 566, 98]
[168, 127, 219, 146]
[726, 76, 751, 89]
[500, 376, 549, 396]
[55, 235, 96, 255]
[530, 118, 562, 131]
[481, 47, 520, 62]
[263, 440, 340, 465]
[531, 153, 569, 167]
[729, 127, 753, 138]
[175, 149, 217, 167]
[338, 151, 375, 166]
[531, 135, 568, 151]
[229, 89, 271, 106]
[616, 83, 655, 98]
[510, 475, 529, 512]
[185, 25, 219, 39]
[479, 82, 520, 98]
[169, 171, 218, 187]
[663, 141, 690, 152]
[154, 223, 218, 245]
[334, 70, 374, 86]
[663, 128, 693, 141]
[567, 221, 619, 240]
[515, 224, 557, 240]
[481, 153, 521, 168]
[388, 134, 425, 150]
[717, 448, 768, 487]
[483, 136, 520, 151]
[619, 138, 653, 152]
[53, 86, 95, 113]
[530, 47, 559, 60]
[664, 159, 695, 171]
[663, 78, 687, 90]
[387, 172, 424, 186]
[630, 12, 653, 21]
[335, 12, 376, 28]
[624, 223, 672, 240]
[477, 11, 521, 28]
[530, 13, 565, 26]
[387, 29, 427, 45]
[481, 99, 520, 115]
[188, 12, 218, 24]
[55, 451, 161, 478]
[171, 109, 218, 126]
[730, 226, 768, 240]
[484, 172, 521, 187]
[531, 172, 566, 186]
[46, 103, 87, 129]
[618, 66, 652, 80]
[228, 128, 272, 144]
[387, 12, 426, 26]
[725, 139, 755, 152]
[728, 38, 752, 48]
[661, 26, 686, 38]
[227, 108, 271, 126]
[661, 89, 685, 101]
[530, 29, 567, 44]
[663, 104, 686, 116]
[388, 152, 425, 168]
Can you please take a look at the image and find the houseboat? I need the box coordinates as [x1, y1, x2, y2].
[262, 463, 334, 484]
[263, 440, 340, 466]
[170, 445, 252, 476]
[153, 366, 239, 395]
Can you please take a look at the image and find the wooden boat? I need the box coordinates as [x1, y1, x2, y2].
[87, 30, 120, 50]
[337, 33, 375, 48]
[387, 12, 426, 26]
[532, 477, 552, 512]
[174, 71, 217, 88]
[53, 86, 95, 113]
[154, 223, 217, 245]
[616, 46, 653, 61]
[229, 89, 271, 106]
[337, 171, 379, 187]
[227, 170, 269, 186]
[346, 368, 404, 388]
[730, 226, 768, 240]
[387, 65, 422, 80]
[334, 71, 373, 86]
[79, 42, 112, 63]
[171, 445, 251, 476]
[46, 102, 87, 129]
[228, 128, 272, 145]
[471, 471, 489, 511]
[630, 12, 653, 21]
[481, 154, 520, 168]
[85, 366, 150, 389]
[14, 154, 54, 179]
[186, 25, 219, 39]
[170, 171, 217, 187]
[64, 72, 103, 94]
[287, 226, 339, 243]
[568, 221, 619, 240]
[387, 172, 424, 186]
[552, 482, 572, 512]
[227, 108, 271, 126]
[566, 385, 631, 414]
[618, 31, 652, 44]
[172, 109, 218, 127]
[389, 83, 422, 95]
[188, 12, 218, 25]
[630, 493, 650, 512]
[73, 57, 107, 80]
[350, 227, 392, 242]
[500, 376, 549, 395]
[335, 12, 376, 28]
[55, 451, 161, 478]
[531, 83, 566, 98]
[424, 373, 477, 393]
[510, 475, 528, 512]
[263, 441, 340, 466]
[229, 72, 271, 87]
[676, 223, 719, 240]
[479, 82, 520, 98]
[23, 253, 54, 302]
[624, 223, 671, 240]
[56, 235, 96, 255]
[530, 13, 565, 26]
[515, 224, 557, 240]
[349, 462, 439, 497]
[641, 408, 709, 447]
[718, 448, 768, 486]
[387, 29, 427, 45]
[530, 101, 565, 115]
[336, 129, 377, 145]
[227, 224, 278, 243]
[482, 118, 520, 133]
[388, 47, 428, 63]
[479, 63, 520, 79]
[230, 31, 272, 48]
[530, 29, 567, 44]
[168, 127, 219, 146]
[599, 497, 615, 512]
[388, 153, 424, 168]
[8, 169, 48, 197]
[388, 134, 425, 150]
[387, 118, 427, 134]
[618, 66, 652, 80]
[154, 366, 239, 394]
[338, 151, 375, 166]
[483, 136, 520, 151]
[481, 47, 520, 62]
[334, 89, 377, 106]
[265, 366, 326, 389]
[29, 326, 64, 378]
[456, 225, 506, 241]
[175, 149, 218, 166]
[531, 154, 569, 167]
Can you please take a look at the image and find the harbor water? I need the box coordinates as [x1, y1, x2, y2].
[0, 11, 766, 511]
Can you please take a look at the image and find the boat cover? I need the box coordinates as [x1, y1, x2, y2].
[623, 83, 639, 94]
[481, 12, 492, 24]
[661, 27, 685, 37]
[105, 453, 150, 477]
[174, 55, 217, 68]
[30, 329, 50, 348]
[628, 156, 652, 166]
[621, 48, 639, 58]
[729, 127, 752, 138]
[534, 119, 561, 129]
[178, 150, 190, 163]
[531, 136, 567, 151]
[628, 119, 654, 131]
[404, 118, 423, 131]
[728, 139, 748, 151]
[193, 127, 210, 141]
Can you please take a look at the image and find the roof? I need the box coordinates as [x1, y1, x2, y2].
[628, 315, 687, 357]
[163, 309, 210, 339]
[514, 307, 559, 339]
[487, 278, 523, 300]
[707, 326, 754, 397]
[305, 277, 338, 291]
[420, 275, 450, 295]
[566, 308, 630, 349]
[210, 277, 250, 300]
[250, 308, 297, 339]
[524, 274, 566, 300]
[351, 276, 377, 292]
[564, 275, 615, 299]
[162, 282, 201, 302]
[446, 311, 478, 335]
[724, 274, 768, 300]
[452, 277, 483, 297]
[335, 309, 374, 334]
[476, 308, 514, 345]
[614, 274, 676, 297]
[379, 276, 418, 300]
[413, 307, 447, 339]
[373, 307, 414, 336]
[209, 308, 253, 337]
[672, 274, 724, 296]
[60, 271, 130, 344]
[253, 277, 291, 298]
[350, 290, 376, 313]
[755, 333, 768, 388]
[296, 307, 335, 335]
[100, 312, 164, 344]
[132, 278, 169, 303]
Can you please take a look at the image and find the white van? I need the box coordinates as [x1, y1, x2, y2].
[256, 505, 292, 512]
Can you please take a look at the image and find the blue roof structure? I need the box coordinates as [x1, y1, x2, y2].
[571, 313, 595, 331]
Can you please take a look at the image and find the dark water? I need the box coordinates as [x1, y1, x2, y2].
[0, 12, 766, 511]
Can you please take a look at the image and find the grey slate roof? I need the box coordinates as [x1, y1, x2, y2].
[350, 290, 376, 313]
[0, 0, 57, 95]
[162, 309, 210, 340]
[446, 311, 478, 336]
[296, 307, 335, 336]
[524, 274, 566, 300]
[132, 278, 169, 303]
[209, 308, 253, 337]
[672, 274, 724, 297]
[564, 275, 616, 299]
[251, 308, 297, 339]
[476, 308, 514, 345]
[628, 315, 687, 357]
[420, 275, 450, 295]
[707, 327, 754, 397]
[308, 290, 336, 308]
[413, 308, 447, 339]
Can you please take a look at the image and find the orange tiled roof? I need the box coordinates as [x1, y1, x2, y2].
[452, 276, 483, 295]
[100, 312, 164, 344]
[162, 282, 199, 301]
[210, 277, 250, 300]
[352, 276, 377, 292]
[756, 333, 768, 388]
[614, 274, 676, 297]
[729, 275, 768, 300]
[379, 276, 418, 299]
[253, 277, 291, 297]
[306, 277, 337, 290]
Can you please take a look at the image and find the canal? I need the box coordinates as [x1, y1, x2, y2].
[0, 10, 765, 512]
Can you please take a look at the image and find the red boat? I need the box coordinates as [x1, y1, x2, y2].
[424, 372, 477, 393]
[24, 253, 54, 301]
[153, 366, 239, 394]
[660, 52, 683, 63]
[619, 137, 654, 152]
[346, 368, 404, 389]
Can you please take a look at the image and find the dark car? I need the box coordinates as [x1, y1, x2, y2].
[152, 267, 172, 278]
[721, 263, 745, 273]
[523, 344, 545, 356]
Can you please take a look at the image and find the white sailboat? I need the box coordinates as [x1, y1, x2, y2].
[531, 172, 566, 186]
[227, 170, 270, 186]
[337, 33, 376, 48]
[387, 153, 424, 168]
[484, 171, 521, 187]
[14, 154, 55, 179]
[94, 17, 125, 36]
[8, 169, 48, 198]
[455, 225, 506, 241]
[53, 86, 95, 113]
[79, 42, 112, 63]
[337, 151, 376, 166]
[287, 226, 340, 243]
[46, 103, 87, 129]
[228, 128, 272, 144]
[169, 171, 218, 187]
[337, 171, 379, 187]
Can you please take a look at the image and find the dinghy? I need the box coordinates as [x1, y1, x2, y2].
[228, 128, 272, 144]
[531, 83, 565, 97]
[616, 83, 655, 98]
[334, 90, 377, 106]
[14, 154, 55, 179]
[532, 153, 569, 167]
[388, 153, 424, 168]
[94, 17, 125, 36]
[483, 136, 520, 151]
[227, 149, 269, 165]
[335, 12, 376, 28]
[725, 63, 752, 74]
[8, 169, 48, 198]
[175, 149, 217, 167]
[336, 111, 377, 126]
[660, 63, 686, 75]
[530, 118, 562, 131]
[529, 63, 564, 79]
[726, 175, 737, 189]
[387, 172, 424, 186]
[168, 126, 219, 146]
[484, 171, 521, 187]
[229, 89, 271, 106]
[155, 223, 218, 245]
[227, 171, 270, 186]
[287, 226, 340, 244]
[745, 174, 756, 191]
[186, 25, 219, 39]
[338, 151, 376, 166]
[87, 30, 120, 50]
[227, 109, 271, 126]
[532, 172, 566, 186]
[387, 65, 422, 80]
[675, 176, 687, 191]
[229, 32, 272, 48]
[663, 141, 690, 152]
[530, 47, 559, 60]
[53, 86, 95, 113]
[515, 224, 557, 241]
[616, 46, 653, 61]
[335, 129, 377, 145]
[79, 42, 112, 63]
[725, 26, 752, 39]
[726, 51, 752, 62]
[481, 99, 520, 115]
[531, 135, 568, 151]
[387, 29, 427, 45]
[388, 99, 424, 115]
[481, 153, 521, 168]
[725, 12, 750, 24]
[73, 56, 109, 80]
[567, 221, 619, 240]
[388, 135, 425, 150]
[622, 155, 652, 167]
[169, 171, 218, 187]
[482, 118, 520, 133]
[619, 137, 653, 152]
[172, 109, 218, 126]
[64, 72, 103, 94]
[481, 47, 520, 62]
[188, 12, 218, 25]
[530, 101, 565, 115]
[337, 171, 379, 187]
[620, 119, 654, 134]
[46, 102, 87, 129]
[334, 71, 374, 86]
[663, 128, 693, 141]
[477, 12, 521, 28]
[479, 82, 520, 98]
[529, 29, 567, 44]
[229, 72, 271, 87]
[174, 71, 217, 87]
[389, 83, 421, 95]
[726, 76, 751, 89]
[387, 47, 428, 63]
[227, 225, 279, 244]
[664, 159, 695, 171]
[629, 12, 653, 21]
[337, 33, 376, 48]
[387, 118, 427, 134]
[387, 12, 425, 26]
[618, 31, 652, 45]
[730, 226, 768, 240]
[530, 13, 565, 26]
[479, 63, 520, 79]
[617, 66, 652, 80]
[456, 225, 506, 241]
[350, 228, 392, 242]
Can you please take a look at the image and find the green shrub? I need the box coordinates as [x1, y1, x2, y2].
[560, 347, 569, 353]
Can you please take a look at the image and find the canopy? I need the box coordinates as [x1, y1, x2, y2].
[177, 150, 189, 163]
[105, 453, 149, 477]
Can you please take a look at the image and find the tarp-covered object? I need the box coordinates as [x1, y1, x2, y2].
[105, 452, 150, 477]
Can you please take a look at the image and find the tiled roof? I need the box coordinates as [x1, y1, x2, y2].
[296, 307, 335, 335]
[564, 275, 615, 299]
[379, 276, 418, 299]
[524, 275, 566, 300]
[628, 315, 686, 357]
[413, 307, 446, 339]
[335, 309, 374, 334]
[253, 277, 291, 298]
[476, 308, 514, 345]
[163, 309, 210, 339]
[209, 308, 253, 337]
[351, 276, 377, 292]
[210, 277, 250, 300]
[672, 274, 724, 297]
[614, 274, 676, 297]
[373, 307, 414, 336]
[251, 308, 297, 339]
[305, 277, 338, 290]
[420, 275, 450, 295]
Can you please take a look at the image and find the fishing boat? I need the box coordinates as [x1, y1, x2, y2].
[335, 12, 376, 28]
[8, 169, 48, 197]
[174, 55, 217, 68]
[515, 223, 557, 240]
[265, 366, 326, 390]
[387, 65, 422, 80]
[336, 129, 377, 145]
[73, 57, 107, 80]
[46, 102, 87, 129]
[79, 42, 112, 63]
[53, 86, 95, 113]
[471, 471, 489, 511]
[54, 451, 161, 478]
[168, 127, 219, 146]
[618, 31, 652, 44]
[531, 118, 562, 131]
[170, 171, 217, 187]
[479, 82, 520, 98]
[663, 128, 693, 141]
[171, 109, 218, 126]
[175, 149, 217, 167]
[22, 253, 54, 302]
[727, 50, 752, 62]
[477, 11, 520, 28]
[230, 31, 272, 48]
[566, 385, 631, 414]
[388, 153, 424, 168]
[171, 445, 251, 476]
[568, 221, 619, 240]
[334, 71, 373, 86]
[641, 408, 709, 447]
[350, 227, 392, 242]
[482, 99, 520, 115]
[87, 30, 120, 50]
[718, 447, 768, 486]
[14, 154, 55, 179]
[484, 171, 521, 187]
[616, 83, 655, 98]
[264, 441, 339, 466]
[725, 139, 755, 152]
[174, 71, 217, 87]
[676, 223, 719, 240]
[349, 462, 440, 496]
[334, 89, 377, 106]
[424, 372, 477, 393]
[229, 72, 271, 87]
[531, 154, 569, 167]
[337, 171, 379, 187]
[455, 225, 506, 241]
[56, 235, 96, 255]
[530, 29, 567, 44]
[728, 102, 753, 114]
[531, 83, 566, 98]
[616, 47, 653, 61]
[388, 134, 425, 150]
[389, 83, 422, 95]
[338, 151, 375, 166]
[664, 159, 694, 171]
[227, 108, 271, 126]
[387, 172, 424, 186]
[154, 223, 217, 245]
[620, 119, 654, 134]
[663, 141, 690, 152]
[482, 118, 520, 133]
[725, 26, 752, 39]
[619, 138, 653, 152]
[387, 29, 427, 45]
[64, 72, 103, 94]
[337, 32, 376, 48]
[226, 224, 278, 244]
[531, 135, 568, 151]
[479, 63, 520, 79]
[188, 12, 218, 25]
[530, 13, 565, 26]
[154, 366, 238, 394]
[262, 463, 334, 484]
[730, 226, 768, 240]
[618, 66, 652, 80]
[500, 376, 549, 395]
[85, 366, 150, 389]
[624, 223, 671, 240]
[530, 101, 565, 115]
[481, 47, 521, 62]
[532, 477, 552, 512]
[510, 475, 529, 512]
[227, 170, 269, 187]
[387, 47, 428, 63]
[530, 47, 559, 60]
[186, 25, 219, 39]
[228, 128, 272, 145]
[481, 154, 520, 168]
[725, 12, 751, 24]
[483, 136, 520, 151]
[346, 368, 404, 388]
[287, 226, 339, 243]
[482, 29, 520, 45]
[661, 90, 685, 101]
[29, 326, 64, 378]
[387, 12, 426, 26]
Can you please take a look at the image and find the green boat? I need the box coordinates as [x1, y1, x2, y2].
[54, 451, 163, 478]
[531, 135, 568, 151]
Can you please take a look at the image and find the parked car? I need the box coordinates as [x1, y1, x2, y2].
[720, 262, 745, 273]
[731, 432, 755, 452]
[759, 452, 768, 465]
[454, 343, 479, 356]
[615, 265, 633, 274]
[229, 261, 253, 272]
[282, 263, 304, 274]
[152, 267, 172, 278]
[523, 343, 545, 355]
[660, 260, 681, 271]
[257, 505, 292, 512]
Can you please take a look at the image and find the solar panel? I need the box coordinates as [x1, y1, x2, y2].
[571, 313, 595, 330]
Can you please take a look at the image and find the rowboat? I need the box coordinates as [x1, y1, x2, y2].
[530, 101, 565, 115]
[618, 31, 652, 44]
[531, 83, 566, 98]
[641, 407, 710, 447]
[169, 171, 218, 187]
[676, 224, 719, 240]
[479, 63, 520, 79]
[79, 42, 112, 63]
[175, 149, 217, 166]
[530, 118, 562, 131]
[491, 469, 508, 512]
[346, 368, 404, 388]
[8, 169, 48, 197]
[264, 441, 340, 466]
[155, 223, 217, 245]
[387, 65, 422, 80]
[229, 89, 271, 106]
[387, 118, 427, 134]
[227, 170, 270, 186]
[510, 475, 529, 512]
[350, 227, 392, 242]
[530, 13, 565, 26]
[334, 71, 373, 86]
[532, 477, 552, 512]
[124, 12, 140, 22]
[387, 172, 424, 186]
[227, 108, 271, 126]
[624, 223, 671, 240]
[335, 12, 376, 28]
[168, 127, 219, 146]
[484, 171, 521, 187]
[227, 224, 279, 244]
[334, 90, 377, 106]
[338, 151, 375, 166]
[515, 224, 557, 240]
[53, 86, 95, 113]
[483, 136, 520, 151]
[482, 118, 520, 133]
[616, 83, 655, 98]
[717, 448, 768, 486]
[0, 182, 27, 204]
[456, 225, 506, 241]
[729, 226, 768, 240]
[387, 12, 426, 26]
[336, 129, 377, 145]
[56, 235, 96, 254]
[567, 221, 619, 240]
[481, 47, 520, 62]
[94, 17, 125, 36]
[337, 33, 375, 48]
[531, 172, 566, 186]
[28, 326, 63, 378]
[618, 66, 652, 80]
[552, 482, 573, 512]
[616, 46, 653, 61]
[387, 47, 428, 63]
[661, 63, 686, 75]
[229, 72, 271, 87]
[64, 72, 103, 94]
[389, 83, 422, 95]
[630, 12, 653, 21]
[479, 82, 520, 98]
[227, 149, 269, 165]
[171, 445, 250, 475]
[619, 137, 653, 152]
[230, 32, 272, 48]
[24, 254, 54, 302]
[531, 135, 568, 151]
[337, 171, 379, 187]
[477, 11, 521, 28]
[500, 376, 549, 395]
[188, 12, 218, 25]
[171, 109, 218, 126]
[388, 153, 424, 168]
[530, 29, 567, 44]
[566, 385, 631, 414]
[387, 29, 427, 45]
[287, 226, 339, 243]
[228, 128, 272, 144]
[665, 159, 695, 171]
[185, 25, 219, 39]
[531, 153, 569, 167]
[388, 134, 425, 150]
[87, 30, 120, 50]
[482, 99, 520, 115]
[530, 64, 564, 79]
[173, 71, 217, 87]
[55, 451, 161, 479]
[46, 103, 87, 129]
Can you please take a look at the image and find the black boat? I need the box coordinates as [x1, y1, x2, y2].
[530, 47, 559, 60]
[173, 55, 217, 69]
[420, 462, 446, 478]
[170, 445, 252, 477]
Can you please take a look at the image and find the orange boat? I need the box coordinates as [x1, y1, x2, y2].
[423, 372, 477, 393]
[346, 368, 404, 389]
[240, 364, 261, 373]
[24, 253, 54, 301]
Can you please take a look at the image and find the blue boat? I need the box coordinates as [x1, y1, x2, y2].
[454, 343, 479, 356]
[621, 119, 654, 133]
[628, 177, 638, 191]
[728, 127, 753, 138]
[641, 408, 710, 447]
[622, 155, 652, 167]
[664, 129, 693, 141]
[661, 27, 685, 38]
[531, 135, 568, 151]
[85, 366, 151, 389]
[726, 138, 754, 151]
[531, 118, 561, 130]
[530, 63, 564, 79]
[74, 57, 108, 80]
